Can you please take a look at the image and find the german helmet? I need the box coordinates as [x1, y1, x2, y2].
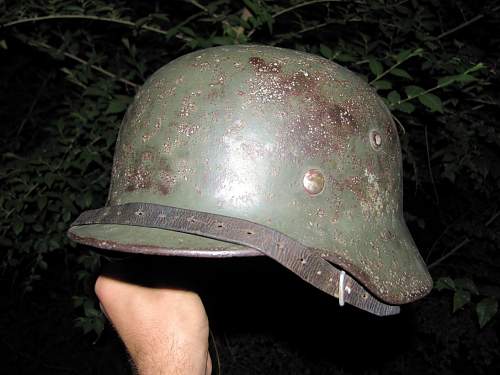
[68, 45, 432, 316]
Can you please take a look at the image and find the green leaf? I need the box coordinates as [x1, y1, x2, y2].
[476, 297, 498, 328]
[395, 102, 415, 114]
[62, 210, 72, 223]
[387, 90, 401, 104]
[93, 317, 105, 336]
[395, 49, 412, 62]
[83, 191, 93, 208]
[0, 40, 7, 50]
[455, 74, 476, 83]
[390, 68, 412, 79]
[334, 52, 356, 62]
[39, 260, 48, 270]
[453, 290, 471, 312]
[37, 196, 48, 210]
[372, 80, 392, 90]
[467, 62, 485, 73]
[419, 93, 443, 113]
[44, 173, 56, 188]
[435, 276, 456, 291]
[394, 48, 423, 62]
[13, 221, 24, 235]
[369, 58, 383, 76]
[319, 44, 333, 59]
[437, 75, 457, 87]
[404, 85, 425, 98]
[33, 223, 44, 232]
[106, 96, 130, 114]
[454, 278, 479, 294]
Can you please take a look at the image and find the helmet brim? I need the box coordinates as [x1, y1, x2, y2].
[68, 211, 432, 305]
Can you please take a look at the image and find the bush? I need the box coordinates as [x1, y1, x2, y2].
[1, 0, 499, 373]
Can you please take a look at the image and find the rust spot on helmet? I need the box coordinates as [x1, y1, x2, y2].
[141, 151, 153, 162]
[249, 56, 282, 73]
[125, 164, 152, 192]
[158, 169, 176, 195]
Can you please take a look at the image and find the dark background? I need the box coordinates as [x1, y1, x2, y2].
[1, 0, 499, 374]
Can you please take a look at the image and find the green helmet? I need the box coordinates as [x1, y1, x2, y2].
[68, 44, 432, 316]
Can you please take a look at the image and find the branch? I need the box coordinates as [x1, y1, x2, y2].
[428, 210, 499, 269]
[369, 48, 422, 84]
[425, 125, 440, 204]
[26, 39, 139, 88]
[16, 73, 52, 137]
[428, 238, 470, 269]
[2, 14, 169, 36]
[272, 0, 345, 19]
[433, 5, 500, 40]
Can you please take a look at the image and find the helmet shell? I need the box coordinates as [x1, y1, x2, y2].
[69, 45, 432, 305]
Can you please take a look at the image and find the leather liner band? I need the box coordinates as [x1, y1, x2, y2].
[70, 202, 400, 316]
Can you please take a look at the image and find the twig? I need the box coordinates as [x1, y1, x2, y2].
[434, 5, 500, 40]
[186, 0, 209, 13]
[27, 40, 139, 88]
[425, 212, 468, 262]
[2, 14, 169, 36]
[247, 1, 360, 38]
[16, 73, 52, 137]
[272, 0, 345, 18]
[273, 18, 355, 41]
[425, 125, 440, 204]
[369, 48, 422, 85]
[428, 210, 499, 268]
[485, 211, 500, 227]
[429, 237, 470, 269]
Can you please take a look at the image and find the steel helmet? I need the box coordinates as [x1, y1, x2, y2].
[68, 44, 432, 316]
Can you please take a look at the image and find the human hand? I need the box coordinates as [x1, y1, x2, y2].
[95, 262, 212, 375]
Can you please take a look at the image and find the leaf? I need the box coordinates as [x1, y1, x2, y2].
[404, 85, 425, 98]
[0, 40, 7, 50]
[372, 80, 392, 90]
[121, 37, 130, 50]
[13, 221, 24, 235]
[437, 75, 457, 87]
[435, 276, 456, 291]
[395, 49, 412, 62]
[390, 68, 412, 79]
[476, 297, 498, 328]
[106, 96, 130, 114]
[455, 74, 476, 83]
[62, 210, 72, 223]
[83, 191, 93, 208]
[394, 48, 422, 63]
[453, 290, 471, 312]
[334, 52, 356, 62]
[468, 62, 485, 73]
[387, 90, 401, 104]
[419, 93, 443, 113]
[39, 260, 48, 270]
[93, 317, 105, 337]
[33, 223, 44, 232]
[37, 196, 48, 210]
[454, 278, 479, 294]
[44, 173, 56, 188]
[395, 102, 415, 113]
[319, 44, 333, 59]
[369, 58, 383, 76]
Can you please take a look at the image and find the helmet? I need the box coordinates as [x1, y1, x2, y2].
[68, 44, 432, 316]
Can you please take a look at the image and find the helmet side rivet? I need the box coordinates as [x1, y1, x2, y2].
[370, 130, 382, 150]
[303, 169, 325, 195]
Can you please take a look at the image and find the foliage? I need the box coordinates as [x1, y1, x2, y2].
[1, 0, 499, 372]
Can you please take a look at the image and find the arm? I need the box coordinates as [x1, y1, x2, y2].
[95, 275, 212, 375]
